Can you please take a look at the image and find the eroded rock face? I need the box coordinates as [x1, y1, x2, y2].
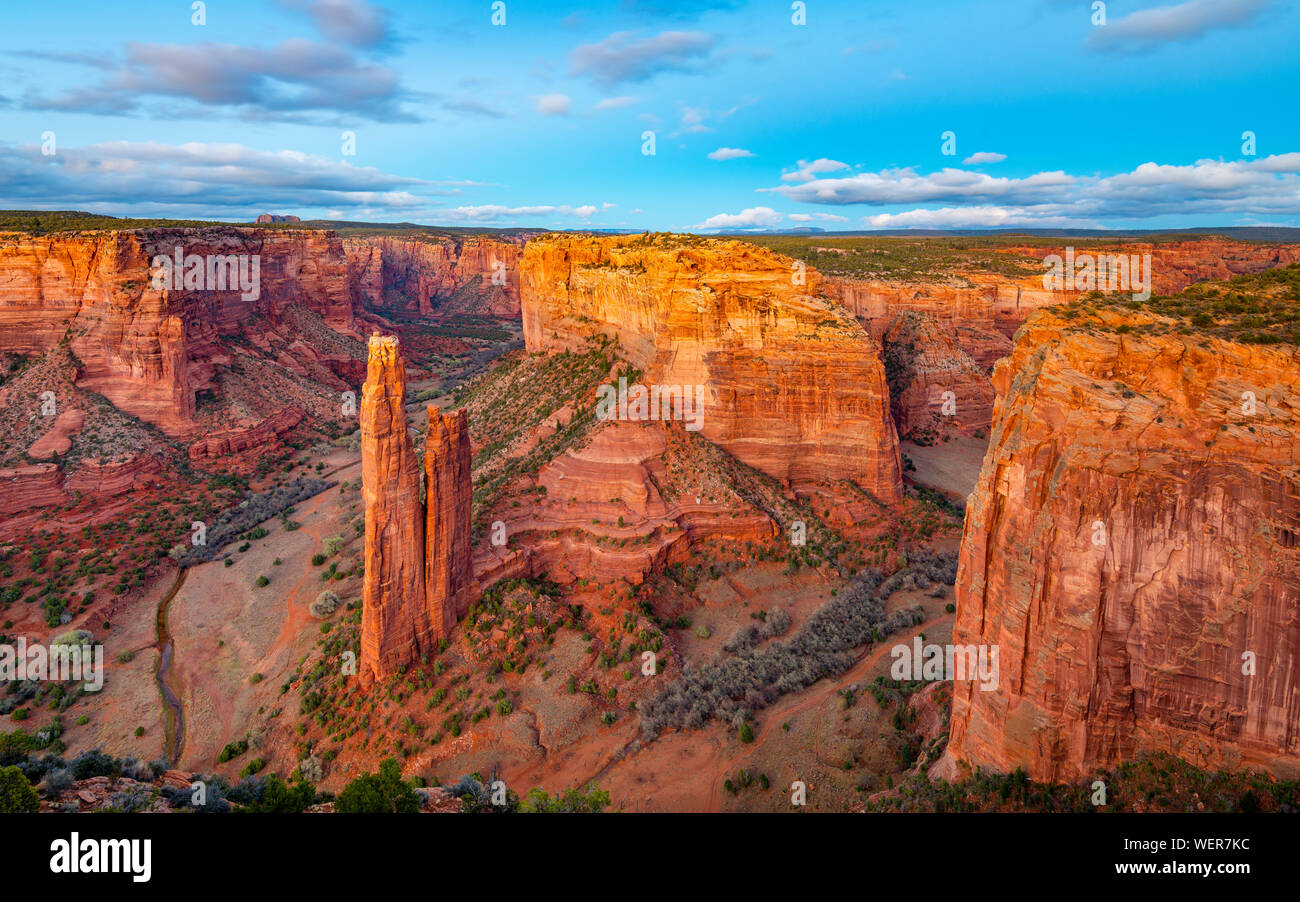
[0, 228, 356, 437]
[425, 405, 473, 636]
[345, 236, 523, 317]
[187, 407, 304, 461]
[520, 235, 902, 500]
[360, 335, 429, 683]
[883, 311, 995, 438]
[948, 308, 1300, 780]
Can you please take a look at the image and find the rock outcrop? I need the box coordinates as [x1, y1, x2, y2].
[424, 405, 473, 636]
[360, 337, 475, 682]
[187, 407, 305, 461]
[360, 335, 429, 683]
[947, 308, 1300, 781]
[520, 234, 903, 501]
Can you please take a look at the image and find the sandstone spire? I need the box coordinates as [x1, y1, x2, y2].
[359, 335, 428, 683]
[425, 406, 473, 636]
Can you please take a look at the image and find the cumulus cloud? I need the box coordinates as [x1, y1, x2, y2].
[570, 30, 717, 86]
[1087, 0, 1272, 53]
[771, 166, 1074, 205]
[707, 147, 754, 160]
[780, 158, 850, 183]
[537, 93, 572, 115]
[694, 206, 783, 230]
[282, 0, 395, 49]
[22, 39, 417, 123]
[0, 140, 444, 218]
[771, 153, 1300, 227]
[962, 151, 1006, 165]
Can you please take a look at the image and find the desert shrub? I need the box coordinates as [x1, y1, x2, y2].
[69, 748, 120, 780]
[519, 784, 610, 813]
[310, 590, 340, 619]
[42, 767, 73, 796]
[335, 758, 420, 813]
[0, 765, 39, 813]
[639, 552, 955, 737]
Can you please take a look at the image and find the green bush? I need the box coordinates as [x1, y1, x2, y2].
[0, 766, 38, 813]
[334, 758, 420, 813]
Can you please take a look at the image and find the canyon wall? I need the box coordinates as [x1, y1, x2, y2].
[345, 236, 522, 317]
[883, 311, 995, 438]
[0, 228, 356, 437]
[520, 234, 903, 500]
[947, 308, 1300, 780]
[360, 337, 475, 682]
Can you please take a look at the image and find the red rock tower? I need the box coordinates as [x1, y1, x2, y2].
[359, 337, 476, 683]
[359, 335, 429, 683]
[424, 406, 473, 636]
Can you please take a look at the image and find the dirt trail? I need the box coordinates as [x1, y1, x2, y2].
[154, 567, 189, 766]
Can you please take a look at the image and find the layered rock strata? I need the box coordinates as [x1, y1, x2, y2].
[520, 235, 902, 501]
[947, 308, 1300, 780]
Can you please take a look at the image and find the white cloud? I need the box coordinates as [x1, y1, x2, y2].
[1088, 0, 1272, 53]
[769, 153, 1300, 227]
[694, 206, 783, 230]
[780, 158, 850, 183]
[536, 93, 571, 115]
[962, 151, 1006, 165]
[593, 95, 638, 110]
[570, 30, 717, 86]
[864, 206, 1083, 229]
[772, 166, 1074, 205]
[707, 146, 755, 161]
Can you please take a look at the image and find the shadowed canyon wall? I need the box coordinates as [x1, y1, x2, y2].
[345, 236, 522, 317]
[946, 308, 1300, 781]
[520, 234, 903, 500]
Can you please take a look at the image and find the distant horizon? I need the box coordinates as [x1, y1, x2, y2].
[5, 208, 1300, 242]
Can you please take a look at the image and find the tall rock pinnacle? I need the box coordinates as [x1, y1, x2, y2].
[425, 406, 474, 637]
[359, 335, 429, 683]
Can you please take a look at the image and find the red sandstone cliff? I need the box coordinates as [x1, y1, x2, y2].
[360, 335, 429, 683]
[345, 236, 522, 318]
[520, 234, 903, 501]
[0, 228, 356, 437]
[946, 308, 1300, 781]
[883, 311, 995, 438]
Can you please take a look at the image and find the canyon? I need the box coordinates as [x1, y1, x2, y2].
[4, 223, 1300, 810]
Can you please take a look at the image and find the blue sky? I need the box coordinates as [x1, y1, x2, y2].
[2, 0, 1298, 231]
